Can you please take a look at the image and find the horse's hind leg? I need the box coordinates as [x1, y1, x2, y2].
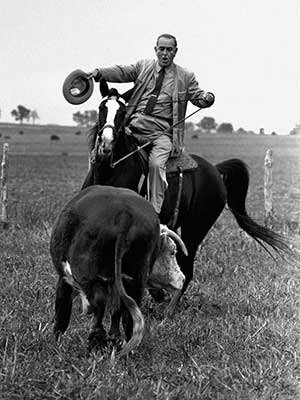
[181, 217, 209, 287]
[54, 276, 73, 341]
[166, 223, 201, 317]
[167, 212, 223, 317]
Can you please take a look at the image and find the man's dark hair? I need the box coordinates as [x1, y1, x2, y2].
[156, 33, 177, 48]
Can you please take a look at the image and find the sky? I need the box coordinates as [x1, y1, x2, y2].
[1, 0, 299, 134]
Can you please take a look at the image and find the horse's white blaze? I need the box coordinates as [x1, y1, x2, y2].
[102, 98, 120, 147]
[102, 127, 114, 147]
[62, 261, 90, 314]
[106, 98, 120, 124]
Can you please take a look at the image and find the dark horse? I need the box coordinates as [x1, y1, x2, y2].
[82, 80, 291, 316]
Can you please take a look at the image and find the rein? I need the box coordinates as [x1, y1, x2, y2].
[111, 107, 202, 168]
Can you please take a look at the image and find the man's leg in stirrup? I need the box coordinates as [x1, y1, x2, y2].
[148, 135, 172, 215]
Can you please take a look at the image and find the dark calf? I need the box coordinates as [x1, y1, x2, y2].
[50, 185, 186, 357]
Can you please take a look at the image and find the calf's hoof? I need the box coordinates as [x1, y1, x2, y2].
[149, 288, 168, 303]
[87, 328, 107, 352]
[54, 328, 63, 344]
[108, 335, 125, 352]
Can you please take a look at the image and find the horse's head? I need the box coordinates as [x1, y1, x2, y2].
[96, 79, 134, 154]
[83, 79, 143, 191]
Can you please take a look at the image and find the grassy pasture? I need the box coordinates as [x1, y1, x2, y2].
[0, 124, 300, 399]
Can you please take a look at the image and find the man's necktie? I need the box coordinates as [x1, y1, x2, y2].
[143, 68, 165, 115]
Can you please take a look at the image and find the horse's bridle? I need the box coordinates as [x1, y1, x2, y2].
[90, 116, 122, 165]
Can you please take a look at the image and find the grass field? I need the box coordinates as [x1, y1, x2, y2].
[0, 123, 300, 399]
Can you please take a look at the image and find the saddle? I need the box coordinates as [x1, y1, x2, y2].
[126, 128, 198, 175]
[135, 142, 198, 176]
[166, 152, 198, 174]
[135, 143, 198, 228]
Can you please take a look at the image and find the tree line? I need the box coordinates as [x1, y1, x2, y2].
[5, 104, 300, 135]
[10, 105, 39, 124]
[73, 111, 300, 135]
[72, 111, 235, 132]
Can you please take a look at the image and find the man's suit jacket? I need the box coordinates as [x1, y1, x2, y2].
[98, 59, 212, 156]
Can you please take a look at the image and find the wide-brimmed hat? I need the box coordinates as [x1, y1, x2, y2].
[62, 69, 94, 105]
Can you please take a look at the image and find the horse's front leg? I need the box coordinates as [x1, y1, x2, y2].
[166, 289, 182, 318]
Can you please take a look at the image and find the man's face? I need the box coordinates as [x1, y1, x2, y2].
[155, 37, 177, 68]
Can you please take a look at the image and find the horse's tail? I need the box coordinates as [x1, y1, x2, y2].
[215, 158, 291, 257]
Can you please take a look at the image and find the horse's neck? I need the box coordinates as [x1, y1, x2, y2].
[114, 131, 135, 158]
[95, 142, 142, 190]
[82, 132, 143, 191]
[111, 158, 141, 190]
[111, 134, 143, 187]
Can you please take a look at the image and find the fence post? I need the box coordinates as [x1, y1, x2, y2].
[0, 143, 9, 228]
[264, 149, 273, 228]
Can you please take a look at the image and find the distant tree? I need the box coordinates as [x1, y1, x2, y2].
[30, 110, 39, 124]
[271, 131, 277, 136]
[236, 127, 247, 135]
[185, 122, 195, 134]
[289, 124, 300, 135]
[197, 116, 217, 132]
[259, 128, 265, 135]
[11, 105, 31, 124]
[73, 111, 83, 126]
[217, 122, 234, 134]
[73, 110, 98, 127]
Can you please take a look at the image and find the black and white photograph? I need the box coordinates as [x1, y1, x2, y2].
[1, 1, 300, 398]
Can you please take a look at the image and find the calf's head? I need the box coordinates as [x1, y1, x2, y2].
[148, 225, 187, 291]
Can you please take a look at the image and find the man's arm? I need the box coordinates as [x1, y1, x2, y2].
[187, 73, 215, 108]
[87, 62, 140, 83]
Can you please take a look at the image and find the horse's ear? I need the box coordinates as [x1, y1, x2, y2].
[99, 78, 109, 98]
[121, 87, 134, 103]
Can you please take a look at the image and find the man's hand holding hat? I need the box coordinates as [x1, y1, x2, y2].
[87, 68, 102, 81]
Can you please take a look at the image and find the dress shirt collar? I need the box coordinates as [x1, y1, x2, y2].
[155, 61, 175, 74]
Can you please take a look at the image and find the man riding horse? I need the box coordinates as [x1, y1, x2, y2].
[86, 33, 215, 215]
[62, 34, 293, 316]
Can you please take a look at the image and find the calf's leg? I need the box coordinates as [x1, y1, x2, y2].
[54, 276, 73, 340]
[87, 284, 107, 352]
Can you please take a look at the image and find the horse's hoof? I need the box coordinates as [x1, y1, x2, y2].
[166, 306, 176, 319]
[54, 329, 63, 345]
